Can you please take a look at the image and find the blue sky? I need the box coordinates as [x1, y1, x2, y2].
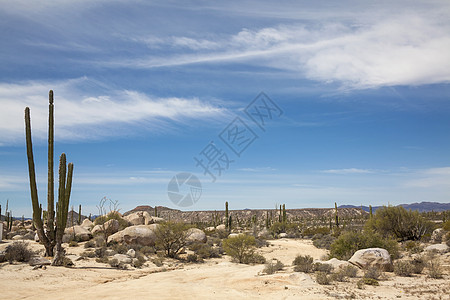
[0, 0, 449, 217]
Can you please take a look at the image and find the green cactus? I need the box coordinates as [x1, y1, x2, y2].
[154, 206, 157, 217]
[78, 204, 82, 224]
[228, 215, 232, 232]
[282, 204, 286, 223]
[25, 90, 74, 264]
[334, 202, 339, 227]
[225, 201, 229, 229]
[369, 205, 373, 219]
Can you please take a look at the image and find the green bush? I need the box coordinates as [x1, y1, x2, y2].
[442, 220, 450, 231]
[404, 241, 423, 254]
[312, 234, 335, 250]
[68, 240, 79, 247]
[84, 240, 96, 248]
[186, 254, 203, 263]
[365, 206, 435, 241]
[393, 261, 414, 277]
[223, 234, 265, 264]
[154, 222, 189, 258]
[303, 227, 330, 237]
[329, 230, 399, 260]
[313, 262, 333, 274]
[189, 243, 220, 259]
[5, 242, 33, 263]
[292, 255, 314, 273]
[360, 278, 379, 286]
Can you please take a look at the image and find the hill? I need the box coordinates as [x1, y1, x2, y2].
[339, 201, 450, 213]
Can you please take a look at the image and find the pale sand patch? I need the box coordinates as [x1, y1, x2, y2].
[1, 239, 449, 299]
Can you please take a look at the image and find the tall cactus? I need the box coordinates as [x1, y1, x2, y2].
[78, 204, 82, 224]
[25, 90, 74, 265]
[282, 204, 286, 223]
[334, 202, 339, 227]
[225, 201, 229, 230]
[369, 205, 373, 219]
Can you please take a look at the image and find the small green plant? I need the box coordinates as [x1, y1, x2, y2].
[393, 260, 414, 277]
[315, 271, 331, 285]
[5, 242, 33, 263]
[154, 222, 189, 258]
[108, 258, 127, 269]
[359, 277, 379, 286]
[81, 250, 96, 258]
[151, 257, 164, 267]
[292, 255, 314, 273]
[133, 255, 146, 268]
[404, 241, 423, 254]
[186, 254, 203, 263]
[263, 259, 284, 274]
[331, 270, 347, 282]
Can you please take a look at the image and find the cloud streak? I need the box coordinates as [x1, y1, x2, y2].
[0, 78, 228, 144]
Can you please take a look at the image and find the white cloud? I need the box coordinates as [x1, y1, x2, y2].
[321, 168, 373, 174]
[403, 167, 450, 188]
[117, 9, 450, 89]
[0, 77, 228, 144]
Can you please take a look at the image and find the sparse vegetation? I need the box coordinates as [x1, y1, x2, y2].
[427, 260, 443, 279]
[364, 266, 382, 280]
[154, 222, 189, 258]
[263, 259, 284, 274]
[292, 255, 314, 273]
[394, 260, 414, 277]
[315, 271, 331, 285]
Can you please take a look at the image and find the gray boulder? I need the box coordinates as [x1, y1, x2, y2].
[425, 243, 449, 254]
[81, 219, 94, 230]
[113, 254, 132, 264]
[64, 225, 92, 242]
[348, 248, 393, 271]
[124, 212, 146, 225]
[186, 228, 207, 244]
[107, 224, 159, 246]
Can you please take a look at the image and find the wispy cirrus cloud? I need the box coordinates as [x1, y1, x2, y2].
[0, 77, 228, 144]
[321, 168, 374, 174]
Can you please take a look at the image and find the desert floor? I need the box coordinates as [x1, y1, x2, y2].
[1, 238, 449, 300]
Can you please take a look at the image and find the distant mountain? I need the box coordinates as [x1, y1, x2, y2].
[339, 201, 450, 213]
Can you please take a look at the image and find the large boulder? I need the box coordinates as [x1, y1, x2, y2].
[91, 219, 119, 235]
[113, 254, 132, 264]
[107, 225, 159, 246]
[146, 216, 165, 224]
[64, 225, 92, 241]
[186, 228, 207, 244]
[81, 219, 94, 230]
[431, 228, 445, 244]
[124, 212, 147, 225]
[321, 258, 354, 271]
[216, 224, 226, 231]
[348, 248, 393, 271]
[425, 243, 449, 254]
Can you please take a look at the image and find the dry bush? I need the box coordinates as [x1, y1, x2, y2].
[5, 242, 33, 263]
[411, 256, 426, 274]
[313, 262, 333, 274]
[428, 260, 443, 279]
[68, 240, 79, 247]
[263, 259, 284, 274]
[84, 240, 95, 248]
[364, 266, 382, 280]
[315, 271, 331, 285]
[312, 234, 335, 250]
[292, 255, 314, 273]
[394, 260, 414, 277]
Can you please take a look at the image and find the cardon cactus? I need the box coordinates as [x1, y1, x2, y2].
[25, 90, 74, 265]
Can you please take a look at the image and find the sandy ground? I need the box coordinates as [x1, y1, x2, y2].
[1, 238, 449, 300]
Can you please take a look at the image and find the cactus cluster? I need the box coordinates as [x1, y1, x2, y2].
[25, 90, 74, 266]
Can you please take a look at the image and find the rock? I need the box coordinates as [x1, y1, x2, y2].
[34, 233, 40, 242]
[113, 254, 132, 264]
[124, 212, 146, 225]
[279, 233, 288, 238]
[81, 219, 94, 229]
[257, 228, 270, 238]
[228, 233, 239, 238]
[66, 254, 83, 262]
[23, 231, 36, 240]
[205, 226, 215, 231]
[104, 219, 119, 235]
[107, 225, 159, 246]
[11, 226, 19, 232]
[216, 224, 226, 231]
[12, 235, 24, 240]
[186, 228, 207, 244]
[29, 256, 51, 266]
[64, 225, 92, 242]
[348, 248, 393, 271]
[322, 258, 353, 270]
[143, 211, 152, 224]
[146, 216, 165, 224]
[91, 225, 103, 235]
[425, 243, 449, 254]
[431, 228, 445, 244]
[127, 249, 136, 258]
[105, 249, 116, 256]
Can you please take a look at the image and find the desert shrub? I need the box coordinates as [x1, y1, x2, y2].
[94, 236, 106, 247]
[95, 247, 107, 258]
[81, 250, 96, 258]
[139, 246, 156, 256]
[365, 206, 435, 241]
[154, 222, 189, 258]
[96, 257, 109, 264]
[151, 257, 164, 267]
[247, 253, 266, 264]
[263, 259, 284, 275]
[404, 240, 423, 254]
[112, 243, 128, 254]
[223, 234, 257, 264]
[61, 257, 74, 267]
[356, 279, 365, 289]
[84, 240, 96, 248]
[292, 255, 314, 273]
[269, 222, 300, 237]
[313, 262, 333, 274]
[331, 271, 347, 282]
[189, 243, 220, 259]
[303, 227, 330, 237]
[108, 258, 128, 269]
[5, 242, 33, 263]
[364, 266, 382, 280]
[315, 271, 331, 285]
[394, 261, 414, 277]
[411, 256, 426, 274]
[428, 260, 443, 279]
[329, 230, 399, 260]
[133, 255, 146, 268]
[255, 237, 268, 248]
[312, 234, 335, 250]
[442, 219, 450, 231]
[341, 265, 358, 278]
[186, 254, 203, 263]
[360, 278, 379, 286]
[68, 240, 79, 247]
